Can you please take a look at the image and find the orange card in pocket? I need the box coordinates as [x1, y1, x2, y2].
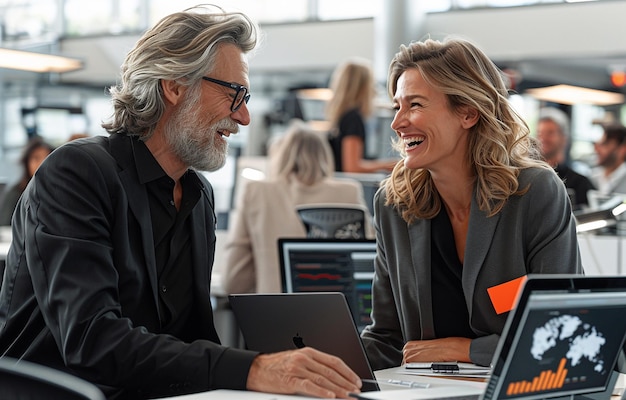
[487, 275, 527, 314]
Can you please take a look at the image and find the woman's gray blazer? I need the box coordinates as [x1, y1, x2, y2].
[361, 167, 583, 369]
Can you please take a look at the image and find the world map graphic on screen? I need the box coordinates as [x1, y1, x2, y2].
[531, 315, 607, 373]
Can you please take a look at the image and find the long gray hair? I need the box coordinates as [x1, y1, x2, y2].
[102, 5, 258, 138]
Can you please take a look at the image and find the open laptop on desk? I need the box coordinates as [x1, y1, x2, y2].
[228, 292, 380, 392]
[352, 275, 626, 400]
[480, 274, 626, 400]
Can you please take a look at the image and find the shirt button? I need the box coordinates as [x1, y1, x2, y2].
[161, 285, 167, 293]
[169, 200, 175, 206]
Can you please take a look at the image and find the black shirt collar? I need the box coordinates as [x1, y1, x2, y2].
[131, 136, 204, 191]
[132, 137, 168, 184]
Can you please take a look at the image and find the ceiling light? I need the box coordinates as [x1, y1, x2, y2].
[296, 88, 333, 101]
[240, 167, 265, 181]
[525, 84, 624, 106]
[0, 48, 83, 73]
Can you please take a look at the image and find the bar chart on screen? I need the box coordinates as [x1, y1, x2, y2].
[506, 358, 567, 396]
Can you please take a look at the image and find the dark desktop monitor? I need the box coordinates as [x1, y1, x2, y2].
[278, 238, 376, 332]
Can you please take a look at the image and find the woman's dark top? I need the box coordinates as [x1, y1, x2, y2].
[431, 207, 477, 339]
[0, 184, 24, 226]
[329, 108, 366, 172]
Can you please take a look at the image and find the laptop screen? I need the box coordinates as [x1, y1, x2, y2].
[485, 275, 626, 400]
[278, 238, 376, 331]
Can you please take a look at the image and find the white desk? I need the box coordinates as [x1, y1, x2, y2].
[163, 367, 487, 399]
[578, 233, 626, 275]
[160, 367, 626, 399]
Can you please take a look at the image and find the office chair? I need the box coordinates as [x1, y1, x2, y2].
[295, 203, 366, 239]
[0, 357, 106, 400]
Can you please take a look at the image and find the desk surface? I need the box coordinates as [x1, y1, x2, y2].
[161, 366, 626, 400]
[163, 367, 487, 399]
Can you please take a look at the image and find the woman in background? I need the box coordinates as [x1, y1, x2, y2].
[0, 137, 54, 225]
[222, 120, 372, 294]
[326, 58, 396, 173]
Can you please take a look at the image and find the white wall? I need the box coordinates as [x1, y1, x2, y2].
[578, 234, 626, 276]
[422, 2, 626, 61]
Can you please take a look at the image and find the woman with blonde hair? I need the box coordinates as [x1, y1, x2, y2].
[326, 58, 396, 173]
[360, 37, 582, 370]
[223, 120, 372, 294]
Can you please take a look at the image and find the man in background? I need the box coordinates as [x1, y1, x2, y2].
[591, 124, 626, 196]
[537, 107, 595, 210]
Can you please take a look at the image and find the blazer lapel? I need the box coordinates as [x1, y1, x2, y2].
[408, 219, 435, 338]
[462, 196, 500, 313]
[111, 135, 160, 311]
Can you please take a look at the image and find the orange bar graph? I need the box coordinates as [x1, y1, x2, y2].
[507, 358, 568, 395]
[552, 358, 568, 389]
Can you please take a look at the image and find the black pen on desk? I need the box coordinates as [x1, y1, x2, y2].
[361, 378, 430, 389]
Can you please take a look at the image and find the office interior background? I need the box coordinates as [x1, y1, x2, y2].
[1, 0, 626, 217]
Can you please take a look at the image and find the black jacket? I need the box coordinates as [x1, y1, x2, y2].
[0, 134, 257, 399]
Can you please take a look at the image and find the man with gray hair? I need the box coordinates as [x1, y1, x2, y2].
[591, 123, 626, 196]
[537, 107, 595, 209]
[0, 6, 362, 399]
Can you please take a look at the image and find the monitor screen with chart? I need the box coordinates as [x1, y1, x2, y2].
[278, 238, 376, 332]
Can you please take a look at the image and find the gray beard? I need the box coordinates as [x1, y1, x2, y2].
[163, 95, 230, 172]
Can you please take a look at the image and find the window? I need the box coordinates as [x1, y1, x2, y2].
[316, 0, 378, 20]
[64, 0, 142, 36]
[149, 0, 309, 25]
[0, 0, 58, 41]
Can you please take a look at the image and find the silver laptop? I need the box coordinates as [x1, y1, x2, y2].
[228, 292, 380, 392]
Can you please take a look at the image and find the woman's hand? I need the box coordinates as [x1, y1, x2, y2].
[402, 337, 472, 364]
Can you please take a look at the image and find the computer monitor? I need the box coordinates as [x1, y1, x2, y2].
[278, 238, 376, 332]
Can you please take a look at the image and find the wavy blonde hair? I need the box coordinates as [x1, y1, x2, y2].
[383, 37, 549, 224]
[325, 58, 375, 128]
[269, 120, 335, 185]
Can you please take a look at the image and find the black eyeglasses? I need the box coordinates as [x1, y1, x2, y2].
[201, 76, 250, 112]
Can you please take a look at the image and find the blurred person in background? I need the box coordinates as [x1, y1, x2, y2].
[536, 107, 595, 210]
[222, 119, 372, 294]
[0, 136, 54, 226]
[591, 124, 626, 196]
[326, 58, 397, 173]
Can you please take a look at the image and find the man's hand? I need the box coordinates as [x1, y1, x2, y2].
[402, 337, 471, 364]
[246, 347, 362, 398]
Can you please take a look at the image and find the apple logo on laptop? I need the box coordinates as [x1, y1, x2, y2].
[293, 333, 306, 349]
